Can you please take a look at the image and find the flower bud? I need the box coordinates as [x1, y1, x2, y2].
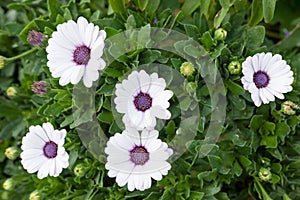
[0, 56, 5, 69]
[2, 178, 15, 190]
[180, 62, 195, 76]
[258, 168, 272, 181]
[27, 30, 44, 46]
[74, 163, 90, 177]
[31, 81, 48, 95]
[214, 28, 227, 41]
[228, 61, 241, 75]
[4, 147, 19, 160]
[281, 101, 299, 115]
[29, 190, 41, 200]
[6, 87, 17, 97]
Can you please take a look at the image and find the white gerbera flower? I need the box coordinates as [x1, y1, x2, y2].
[20, 123, 69, 179]
[46, 16, 106, 88]
[241, 52, 294, 107]
[114, 70, 173, 130]
[105, 128, 173, 191]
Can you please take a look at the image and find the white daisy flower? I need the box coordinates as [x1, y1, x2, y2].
[105, 128, 173, 191]
[114, 70, 173, 130]
[46, 16, 106, 88]
[241, 52, 294, 107]
[20, 123, 69, 179]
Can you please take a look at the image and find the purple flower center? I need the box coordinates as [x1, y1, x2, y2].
[73, 45, 91, 65]
[43, 141, 58, 159]
[130, 146, 149, 165]
[133, 92, 152, 112]
[253, 70, 270, 89]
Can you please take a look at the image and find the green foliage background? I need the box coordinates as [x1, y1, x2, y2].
[1, 0, 300, 199]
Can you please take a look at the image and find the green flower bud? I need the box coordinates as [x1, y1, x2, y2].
[29, 190, 41, 200]
[228, 61, 241, 74]
[259, 168, 272, 182]
[3, 178, 15, 190]
[214, 28, 227, 41]
[281, 101, 299, 115]
[180, 62, 195, 76]
[74, 163, 90, 177]
[6, 87, 17, 97]
[4, 147, 19, 160]
[0, 56, 5, 69]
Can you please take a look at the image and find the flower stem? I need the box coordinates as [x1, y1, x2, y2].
[6, 48, 38, 62]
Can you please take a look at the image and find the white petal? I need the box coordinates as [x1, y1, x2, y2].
[29, 125, 50, 142]
[116, 172, 131, 187]
[37, 160, 51, 179]
[151, 105, 171, 119]
[71, 66, 85, 84]
[251, 91, 262, 107]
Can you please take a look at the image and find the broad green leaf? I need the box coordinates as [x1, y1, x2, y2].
[200, 31, 215, 50]
[261, 136, 277, 148]
[145, 0, 160, 15]
[246, 26, 265, 50]
[98, 110, 113, 124]
[259, 121, 275, 136]
[214, 7, 229, 29]
[109, 0, 126, 14]
[275, 121, 290, 142]
[248, 0, 263, 26]
[239, 155, 252, 168]
[263, 0, 276, 23]
[200, 0, 211, 18]
[250, 115, 264, 131]
[190, 191, 204, 199]
[232, 161, 243, 176]
[219, 0, 230, 9]
[47, 0, 61, 21]
[137, 0, 148, 11]
[225, 79, 245, 95]
[182, 0, 201, 17]
[208, 155, 222, 169]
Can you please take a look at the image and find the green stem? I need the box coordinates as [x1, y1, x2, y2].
[6, 48, 38, 62]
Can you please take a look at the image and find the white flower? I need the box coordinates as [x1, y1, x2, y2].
[46, 16, 106, 88]
[105, 128, 173, 191]
[114, 70, 173, 130]
[20, 123, 69, 179]
[241, 52, 294, 107]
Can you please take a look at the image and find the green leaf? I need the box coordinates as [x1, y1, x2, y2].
[200, 0, 212, 18]
[225, 80, 245, 95]
[246, 26, 265, 50]
[248, 0, 263, 26]
[214, 8, 229, 29]
[228, 94, 246, 111]
[145, 0, 160, 15]
[275, 121, 290, 142]
[98, 110, 113, 124]
[200, 31, 215, 50]
[109, 0, 126, 14]
[182, 0, 201, 17]
[232, 161, 243, 176]
[219, 0, 231, 9]
[239, 155, 252, 168]
[250, 115, 264, 131]
[47, 0, 61, 21]
[137, 0, 149, 11]
[262, 0, 276, 23]
[208, 155, 222, 169]
[261, 136, 277, 148]
[259, 121, 275, 136]
[190, 191, 204, 200]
